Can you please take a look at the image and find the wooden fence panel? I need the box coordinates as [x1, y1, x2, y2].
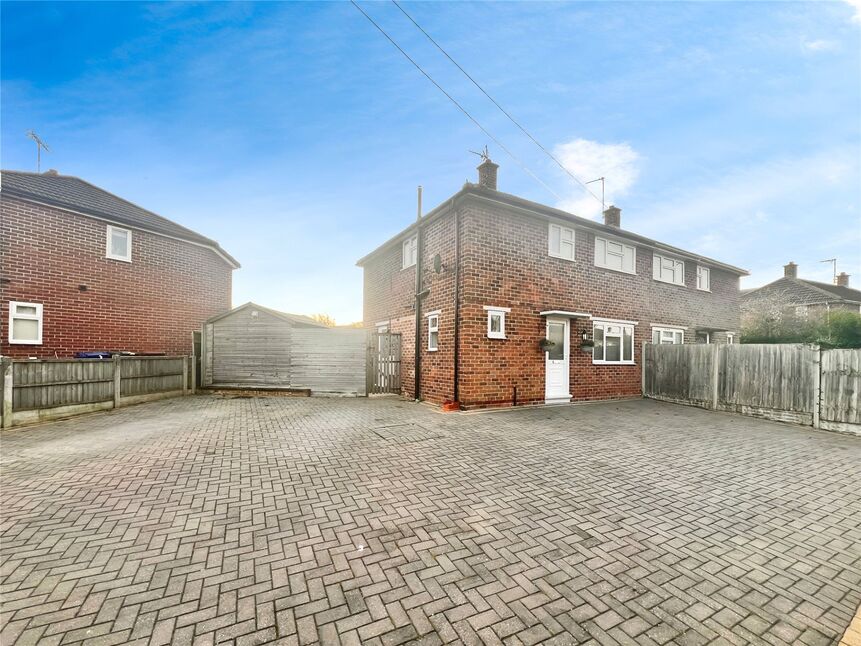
[120, 357, 185, 396]
[820, 349, 861, 431]
[718, 344, 815, 424]
[12, 360, 114, 411]
[643, 344, 714, 407]
[291, 328, 366, 395]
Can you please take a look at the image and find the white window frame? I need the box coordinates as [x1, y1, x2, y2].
[591, 318, 636, 365]
[8, 301, 43, 345]
[651, 325, 685, 345]
[548, 223, 575, 262]
[697, 265, 711, 292]
[106, 225, 132, 262]
[594, 236, 636, 274]
[426, 311, 440, 351]
[653, 253, 685, 286]
[402, 235, 417, 269]
[483, 306, 510, 339]
[726, 332, 735, 345]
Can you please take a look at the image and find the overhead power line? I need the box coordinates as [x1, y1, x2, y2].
[391, 0, 604, 207]
[350, 0, 561, 200]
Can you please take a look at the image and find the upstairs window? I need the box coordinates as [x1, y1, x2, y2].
[593, 320, 635, 364]
[9, 301, 43, 345]
[595, 237, 636, 274]
[651, 326, 684, 345]
[653, 253, 684, 286]
[106, 225, 132, 262]
[402, 235, 417, 269]
[548, 224, 575, 261]
[484, 306, 509, 339]
[726, 333, 735, 344]
[697, 266, 711, 291]
[427, 312, 439, 351]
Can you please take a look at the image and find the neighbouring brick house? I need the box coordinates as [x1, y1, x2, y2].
[1, 170, 239, 358]
[740, 262, 860, 328]
[358, 158, 747, 409]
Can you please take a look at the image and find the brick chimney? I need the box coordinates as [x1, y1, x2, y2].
[836, 272, 850, 287]
[603, 205, 621, 228]
[784, 262, 798, 278]
[477, 157, 499, 190]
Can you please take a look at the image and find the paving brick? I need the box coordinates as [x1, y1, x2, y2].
[1, 396, 859, 646]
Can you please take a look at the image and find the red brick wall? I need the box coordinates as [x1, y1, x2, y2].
[1, 196, 234, 358]
[362, 193, 741, 409]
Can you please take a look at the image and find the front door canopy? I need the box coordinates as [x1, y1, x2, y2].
[539, 310, 592, 319]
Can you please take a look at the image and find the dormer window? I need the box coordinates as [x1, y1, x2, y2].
[106, 225, 132, 262]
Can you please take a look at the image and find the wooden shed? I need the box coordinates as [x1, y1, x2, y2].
[200, 302, 366, 395]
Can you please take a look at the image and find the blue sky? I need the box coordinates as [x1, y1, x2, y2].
[3, 1, 859, 323]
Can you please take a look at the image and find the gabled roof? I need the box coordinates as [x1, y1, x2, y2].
[356, 183, 748, 275]
[1, 170, 239, 268]
[741, 276, 861, 305]
[204, 302, 328, 327]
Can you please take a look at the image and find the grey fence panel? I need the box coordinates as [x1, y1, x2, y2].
[291, 328, 366, 395]
[820, 349, 861, 429]
[718, 344, 815, 423]
[12, 360, 114, 411]
[643, 343, 715, 407]
[120, 357, 185, 396]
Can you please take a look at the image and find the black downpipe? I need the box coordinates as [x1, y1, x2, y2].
[453, 207, 461, 404]
[414, 223, 423, 401]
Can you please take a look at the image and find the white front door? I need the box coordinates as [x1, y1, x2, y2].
[545, 318, 570, 403]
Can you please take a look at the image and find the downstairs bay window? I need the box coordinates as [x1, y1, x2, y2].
[592, 320, 635, 364]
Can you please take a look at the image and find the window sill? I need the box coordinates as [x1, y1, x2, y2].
[548, 253, 576, 262]
[696, 288, 711, 293]
[653, 277, 685, 287]
[106, 255, 132, 263]
[595, 263, 637, 276]
[9, 340, 42, 345]
[428, 348, 438, 352]
[487, 335, 506, 340]
[592, 360, 636, 366]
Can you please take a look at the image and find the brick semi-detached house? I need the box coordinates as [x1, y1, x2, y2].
[358, 158, 748, 409]
[1, 170, 239, 358]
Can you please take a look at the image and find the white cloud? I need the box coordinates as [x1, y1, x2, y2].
[552, 139, 641, 219]
[843, 0, 861, 23]
[801, 37, 838, 52]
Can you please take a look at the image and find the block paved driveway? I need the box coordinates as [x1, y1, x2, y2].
[1, 395, 860, 646]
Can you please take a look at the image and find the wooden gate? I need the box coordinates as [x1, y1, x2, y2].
[367, 331, 402, 394]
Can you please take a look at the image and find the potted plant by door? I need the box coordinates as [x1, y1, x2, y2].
[579, 340, 595, 353]
[539, 338, 555, 352]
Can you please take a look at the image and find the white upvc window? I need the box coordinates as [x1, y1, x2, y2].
[427, 311, 439, 351]
[651, 326, 685, 345]
[548, 223, 575, 261]
[106, 225, 132, 262]
[592, 319, 635, 364]
[653, 253, 685, 286]
[402, 235, 417, 269]
[9, 301, 43, 345]
[483, 306, 510, 339]
[595, 236, 636, 274]
[697, 266, 711, 291]
[726, 332, 735, 344]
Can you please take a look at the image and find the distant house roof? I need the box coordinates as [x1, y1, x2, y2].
[355, 183, 748, 276]
[1, 169, 239, 268]
[204, 302, 327, 327]
[741, 276, 861, 306]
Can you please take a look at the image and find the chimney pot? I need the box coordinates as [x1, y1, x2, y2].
[477, 158, 499, 190]
[836, 272, 850, 287]
[784, 262, 798, 278]
[603, 205, 621, 228]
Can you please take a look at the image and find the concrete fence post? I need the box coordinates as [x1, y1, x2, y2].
[711, 343, 720, 410]
[113, 354, 122, 409]
[812, 345, 821, 429]
[2, 358, 13, 429]
[182, 356, 189, 396]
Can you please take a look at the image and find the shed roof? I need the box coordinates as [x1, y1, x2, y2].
[1, 170, 239, 268]
[204, 302, 328, 327]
